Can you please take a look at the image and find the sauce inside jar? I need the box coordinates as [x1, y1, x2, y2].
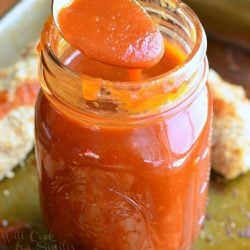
[36, 40, 211, 249]
[63, 41, 185, 81]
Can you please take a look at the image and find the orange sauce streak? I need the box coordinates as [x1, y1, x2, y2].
[0, 81, 40, 119]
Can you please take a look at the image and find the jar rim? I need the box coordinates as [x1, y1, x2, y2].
[39, 0, 208, 123]
[44, 0, 206, 87]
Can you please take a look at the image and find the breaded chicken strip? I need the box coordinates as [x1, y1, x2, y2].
[208, 69, 250, 180]
[0, 48, 39, 180]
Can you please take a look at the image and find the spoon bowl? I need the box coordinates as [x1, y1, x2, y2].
[52, 0, 73, 29]
[51, 0, 164, 69]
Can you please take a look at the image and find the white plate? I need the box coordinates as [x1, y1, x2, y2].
[0, 0, 50, 69]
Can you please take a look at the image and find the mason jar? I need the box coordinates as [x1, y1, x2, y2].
[35, 0, 212, 249]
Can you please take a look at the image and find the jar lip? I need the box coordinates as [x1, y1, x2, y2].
[44, 0, 206, 88]
[42, 57, 208, 127]
[40, 0, 207, 121]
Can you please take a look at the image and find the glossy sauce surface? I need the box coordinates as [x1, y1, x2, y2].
[58, 0, 164, 68]
[36, 42, 212, 249]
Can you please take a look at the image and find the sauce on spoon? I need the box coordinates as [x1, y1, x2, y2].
[57, 0, 164, 68]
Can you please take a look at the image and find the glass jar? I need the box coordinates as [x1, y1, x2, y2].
[35, 0, 211, 249]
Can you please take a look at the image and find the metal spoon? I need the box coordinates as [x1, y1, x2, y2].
[52, 0, 73, 30]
